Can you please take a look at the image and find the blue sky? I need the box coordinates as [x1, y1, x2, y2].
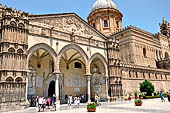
[0, 0, 170, 34]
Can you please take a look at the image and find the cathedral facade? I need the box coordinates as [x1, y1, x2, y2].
[0, 0, 170, 112]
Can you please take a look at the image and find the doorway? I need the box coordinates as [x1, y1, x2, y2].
[48, 81, 55, 97]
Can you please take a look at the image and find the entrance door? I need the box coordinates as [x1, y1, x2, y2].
[48, 81, 55, 97]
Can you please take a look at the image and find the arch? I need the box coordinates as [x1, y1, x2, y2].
[10, 21, 17, 27]
[58, 44, 88, 62]
[165, 52, 169, 59]
[27, 43, 57, 70]
[15, 77, 23, 83]
[17, 48, 24, 54]
[88, 53, 108, 76]
[8, 47, 15, 53]
[18, 23, 25, 29]
[6, 77, 14, 82]
[57, 44, 88, 72]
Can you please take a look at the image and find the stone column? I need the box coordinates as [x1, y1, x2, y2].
[86, 75, 91, 103]
[105, 76, 109, 98]
[25, 73, 28, 101]
[54, 72, 60, 100]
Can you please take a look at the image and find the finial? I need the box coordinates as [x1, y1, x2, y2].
[163, 17, 165, 24]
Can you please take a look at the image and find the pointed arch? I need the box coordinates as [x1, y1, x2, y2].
[88, 53, 108, 76]
[27, 43, 57, 70]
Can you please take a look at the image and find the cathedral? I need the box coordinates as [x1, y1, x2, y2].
[0, 0, 170, 112]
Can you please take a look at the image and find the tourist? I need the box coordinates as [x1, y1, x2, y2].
[47, 97, 51, 109]
[30, 96, 33, 107]
[42, 97, 46, 111]
[98, 96, 101, 106]
[52, 94, 56, 111]
[36, 96, 39, 107]
[167, 92, 170, 102]
[160, 91, 165, 102]
[38, 96, 43, 112]
[69, 95, 72, 106]
[74, 97, 77, 107]
[77, 97, 80, 108]
[33, 97, 36, 107]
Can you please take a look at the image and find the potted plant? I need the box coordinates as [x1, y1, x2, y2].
[128, 93, 132, 101]
[135, 99, 143, 106]
[134, 90, 138, 100]
[87, 103, 96, 112]
[139, 93, 144, 99]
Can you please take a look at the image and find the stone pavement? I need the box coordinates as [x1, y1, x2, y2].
[2, 98, 170, 113]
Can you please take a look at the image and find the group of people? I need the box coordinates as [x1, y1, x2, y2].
[29, 94, 57, 112]
[95, 94, 101, 106]
[160, 91, 170, 102]
[67, 95, 80, 107]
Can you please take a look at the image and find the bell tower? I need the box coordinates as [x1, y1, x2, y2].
[88, 0, 123, 35]
[0, 4, 29, 112]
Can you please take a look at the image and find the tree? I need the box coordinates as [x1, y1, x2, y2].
[139, 80, 155, 96]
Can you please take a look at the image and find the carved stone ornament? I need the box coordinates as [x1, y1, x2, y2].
[91, 73, 104, 93]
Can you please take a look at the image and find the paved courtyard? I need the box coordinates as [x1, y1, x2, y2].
[2, 98, 170, 113]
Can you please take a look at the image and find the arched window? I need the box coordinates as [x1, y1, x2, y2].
[165, 52, 169, 59]
[8, 48, 15, 53]
[143, 48, 147, 58]
[18, 23, 25, 29]
[104, 20, 108, 27]
[6, 77, 14, 83]
[74, 62, 82, 69]
[17, 49, 24, 54]
[10, 21, 17, 27]
[15, 77, 22, 83]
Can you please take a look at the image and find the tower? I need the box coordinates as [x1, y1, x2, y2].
[160, 17, 170, 38]
[88, 0, 123, 35]
[0, 5, 29, 111]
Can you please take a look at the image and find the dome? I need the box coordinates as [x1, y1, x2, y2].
[91, 0, 118, 12]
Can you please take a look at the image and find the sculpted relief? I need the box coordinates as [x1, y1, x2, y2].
[29, 14, 105, 41]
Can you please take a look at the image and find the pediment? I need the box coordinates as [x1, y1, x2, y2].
[29, 13, 107, 42]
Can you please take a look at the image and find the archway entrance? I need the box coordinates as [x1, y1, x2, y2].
[48, 81, 55, 97]
[59, 48, 87, 102]
[27, 48, 55, 97]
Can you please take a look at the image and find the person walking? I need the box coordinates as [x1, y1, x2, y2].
[38, 96, 43, 112]
[52, 94, 56, 111]
[77, 97, 80, 108]
[42, 97, 46, 112]
[160, 91, 165, 102]
[47, 97, 51, 109]
[30, 96, 33, 107]
[167, 92, 170, 102]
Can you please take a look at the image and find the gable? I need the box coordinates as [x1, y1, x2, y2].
[29, 13, 107, 42]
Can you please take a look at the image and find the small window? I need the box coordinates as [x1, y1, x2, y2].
[74, 62, 82, 69]
[15, 77, 22, 83]
[129, 71, 131, 78]
[93, 23, 96, 28]
[136, 72, 138, 78]
[155, 74, 157, 79]
[165, 52, 169, 59]
[116, 21, 119, 28]
[143, 72, 145, 78]
[104, 20, 108, 27]
[6, 77, 14, 83]
[143, 48, 147, 58]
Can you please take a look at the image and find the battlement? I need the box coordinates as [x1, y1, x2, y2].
[0, 4, 29, 19]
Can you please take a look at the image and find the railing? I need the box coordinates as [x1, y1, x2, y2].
[0, 82, 26, 103]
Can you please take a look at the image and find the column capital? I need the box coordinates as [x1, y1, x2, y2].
[85, 74, 92, 81]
